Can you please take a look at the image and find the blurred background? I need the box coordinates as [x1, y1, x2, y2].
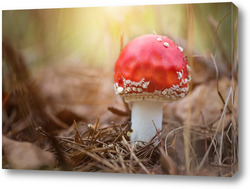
[2, 3, 237, 71]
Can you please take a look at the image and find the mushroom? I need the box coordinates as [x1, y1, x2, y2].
[114, 34, 191, 143]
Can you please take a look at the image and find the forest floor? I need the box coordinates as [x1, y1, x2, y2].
[2, 39, 238, 176]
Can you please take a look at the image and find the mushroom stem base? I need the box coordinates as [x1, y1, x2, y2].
[130, 101, 163, 143]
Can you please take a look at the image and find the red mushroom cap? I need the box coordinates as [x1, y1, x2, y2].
[114, 34, 191, 102]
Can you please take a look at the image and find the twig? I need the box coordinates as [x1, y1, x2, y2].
[122, 98, 131, 116]
[66, 143, 121, 172]
[45, 106, 69, 129]
[219, 109, 226, 165]
[197, 86, 232, 171]
[122, 136, 150, 174]
[232, 18, 238, 81]
[165, 126, 186, 155]
[73, 120, 83, 144]
[225, 122, 233, 144]
[107, 106, 130, 116]
[208, 10, 231, 64]
[115, 146, 127, 172]
[200, 111, 208, 165]
[211, 54, 232, 113]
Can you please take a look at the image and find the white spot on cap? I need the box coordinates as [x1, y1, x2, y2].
[117, 87, 124, 94]
[142, 82, 149, 89]
[137, 88, 143, 92]
[180, 93, 185, 98]
[177, 71, 183, 80]
[164, 42, 169, 48]
[115, 78, 152, 97]
[178, 46, 184, 52]
[126, 87, 131, 92]
[157, 37, 162, 42]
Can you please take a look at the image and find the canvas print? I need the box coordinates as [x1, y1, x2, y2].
[2, 2, 238, 176]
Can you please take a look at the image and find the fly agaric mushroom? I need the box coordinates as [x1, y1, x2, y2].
[114, 34, 191, 143]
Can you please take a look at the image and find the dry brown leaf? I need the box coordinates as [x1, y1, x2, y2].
[191, 56, 216, 85]
[2, 136, 56, 169]
[56, 109, 84, 126]
[163, 77, 232, 127]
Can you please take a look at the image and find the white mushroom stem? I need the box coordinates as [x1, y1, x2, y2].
[130, 101, 163, 143]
